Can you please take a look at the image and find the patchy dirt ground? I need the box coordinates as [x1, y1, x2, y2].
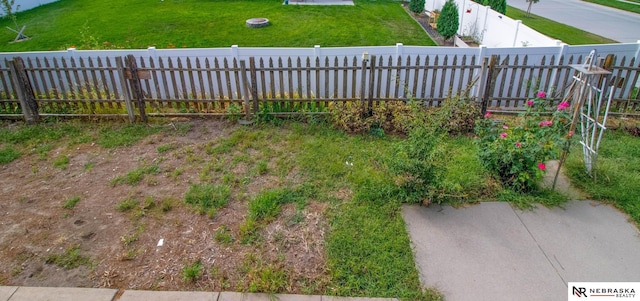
[0, 119, 330, 293]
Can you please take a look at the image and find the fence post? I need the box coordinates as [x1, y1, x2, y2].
[367, 55, 377, 114]
[125, 55, 147, 123]
[231, 45, 240, 62]
[547, 41, 567, 97]
[359, 52, 369, 116]
[8, 57, 39, 124]
[480, 55, 498, 115]
[239, 60, 252, 120]
[395, 43, 403, 59]
[115, 57, 136, 123]
[249, 57, 259, 114]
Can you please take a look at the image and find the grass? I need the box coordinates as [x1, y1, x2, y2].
[97, 124, 163, 148]
[214, 225, 235, 245]
[0, 0, 434, 52]
[45, 245, 92, 270]
[116, 199, 139, 212]
[292, 123, 443, 299]
[0, 146, 20, 164]
[184, 183, 231, 217]
[6, 117, 629, 298]
[248, 187, 310, 222]
[181, 260, 204, 283]
[110, 164, 160, 186]
[53, 154, 70, 169]
[565, 129, 640, 226]
[62, 196, 81, 209]
[506, 5, 618, 44]
[582, 0, 640, 14]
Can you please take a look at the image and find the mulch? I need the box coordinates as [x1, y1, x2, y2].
[401, 4, 455, 47]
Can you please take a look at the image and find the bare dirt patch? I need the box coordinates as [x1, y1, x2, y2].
[0, 119, 329, 293]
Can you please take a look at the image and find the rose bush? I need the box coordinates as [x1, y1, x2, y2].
[474, 92, 573, 192]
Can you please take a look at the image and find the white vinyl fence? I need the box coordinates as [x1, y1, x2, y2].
[427, 0, 559, 47]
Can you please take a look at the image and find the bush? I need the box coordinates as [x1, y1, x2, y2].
[390, 125, 444, 204]
[328, 101, 426, 135]
[484, 0, 506, 14]
[431, 95, 481, 135]
[437, 0, 459, 42]
[474, 92, 572, 192]
[409, 0, 425, 14]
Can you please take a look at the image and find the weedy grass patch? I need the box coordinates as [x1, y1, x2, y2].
[45, 245, 92, 270]
[181, 260, 204, 284]
[110, 164, 160, 186]
[62, 196, 81, 209]
[184, 183, 231, 217]
[565, 129, 640, 226]
[0, 146, 20, 164]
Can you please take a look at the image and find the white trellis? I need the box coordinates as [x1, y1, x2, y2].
[554, 49, 614, 186]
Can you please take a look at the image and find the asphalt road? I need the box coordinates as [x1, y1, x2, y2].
[508, 0, 640, 43]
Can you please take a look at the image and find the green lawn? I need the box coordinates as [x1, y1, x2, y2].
[506, 5, 618, 45]
[582, 0, 640, 14]
[0, 0, 435, 52]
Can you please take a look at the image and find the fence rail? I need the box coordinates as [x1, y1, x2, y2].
[1, 45, 639, 123]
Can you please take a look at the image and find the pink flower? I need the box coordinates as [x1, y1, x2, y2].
[539, 120, 553, 127]
[515, 142, 521, 148]
[557, 101, 570, 111]
[526, 100, 534, 107]
[537, 91, 547, 99]
[568, 131, 574, 137]
[500, 132, 507, 139]
[484, 111, 491, 118]
[503, 125, 508, 129]
[538, 163, 546, 171]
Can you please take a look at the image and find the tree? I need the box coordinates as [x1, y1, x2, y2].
[1, 0, 18, 30]
[437, 0, 459, 43]
[526, 0, 540, 18]
[409, 0, 425, 14]
[483, 0, 506, 14]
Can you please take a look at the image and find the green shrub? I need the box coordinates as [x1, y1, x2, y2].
[409, 0, 425, 14]
[437, 0, 459, 42]
[484, 0, 506, 14]
[431, 95, 481, 135]
[474, 92, 572, 192]
[389, 126, 444, 204]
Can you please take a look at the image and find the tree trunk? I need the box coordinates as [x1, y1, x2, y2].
[526, 1, 533, 18]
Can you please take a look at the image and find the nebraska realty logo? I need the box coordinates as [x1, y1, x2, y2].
[569, 282, 640, 300]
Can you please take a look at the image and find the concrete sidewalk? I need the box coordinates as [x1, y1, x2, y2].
[0, 287, 398, 301]
[403, 201, 640, 301]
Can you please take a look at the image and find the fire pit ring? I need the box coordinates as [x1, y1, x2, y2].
[246, 18, 270, 28]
